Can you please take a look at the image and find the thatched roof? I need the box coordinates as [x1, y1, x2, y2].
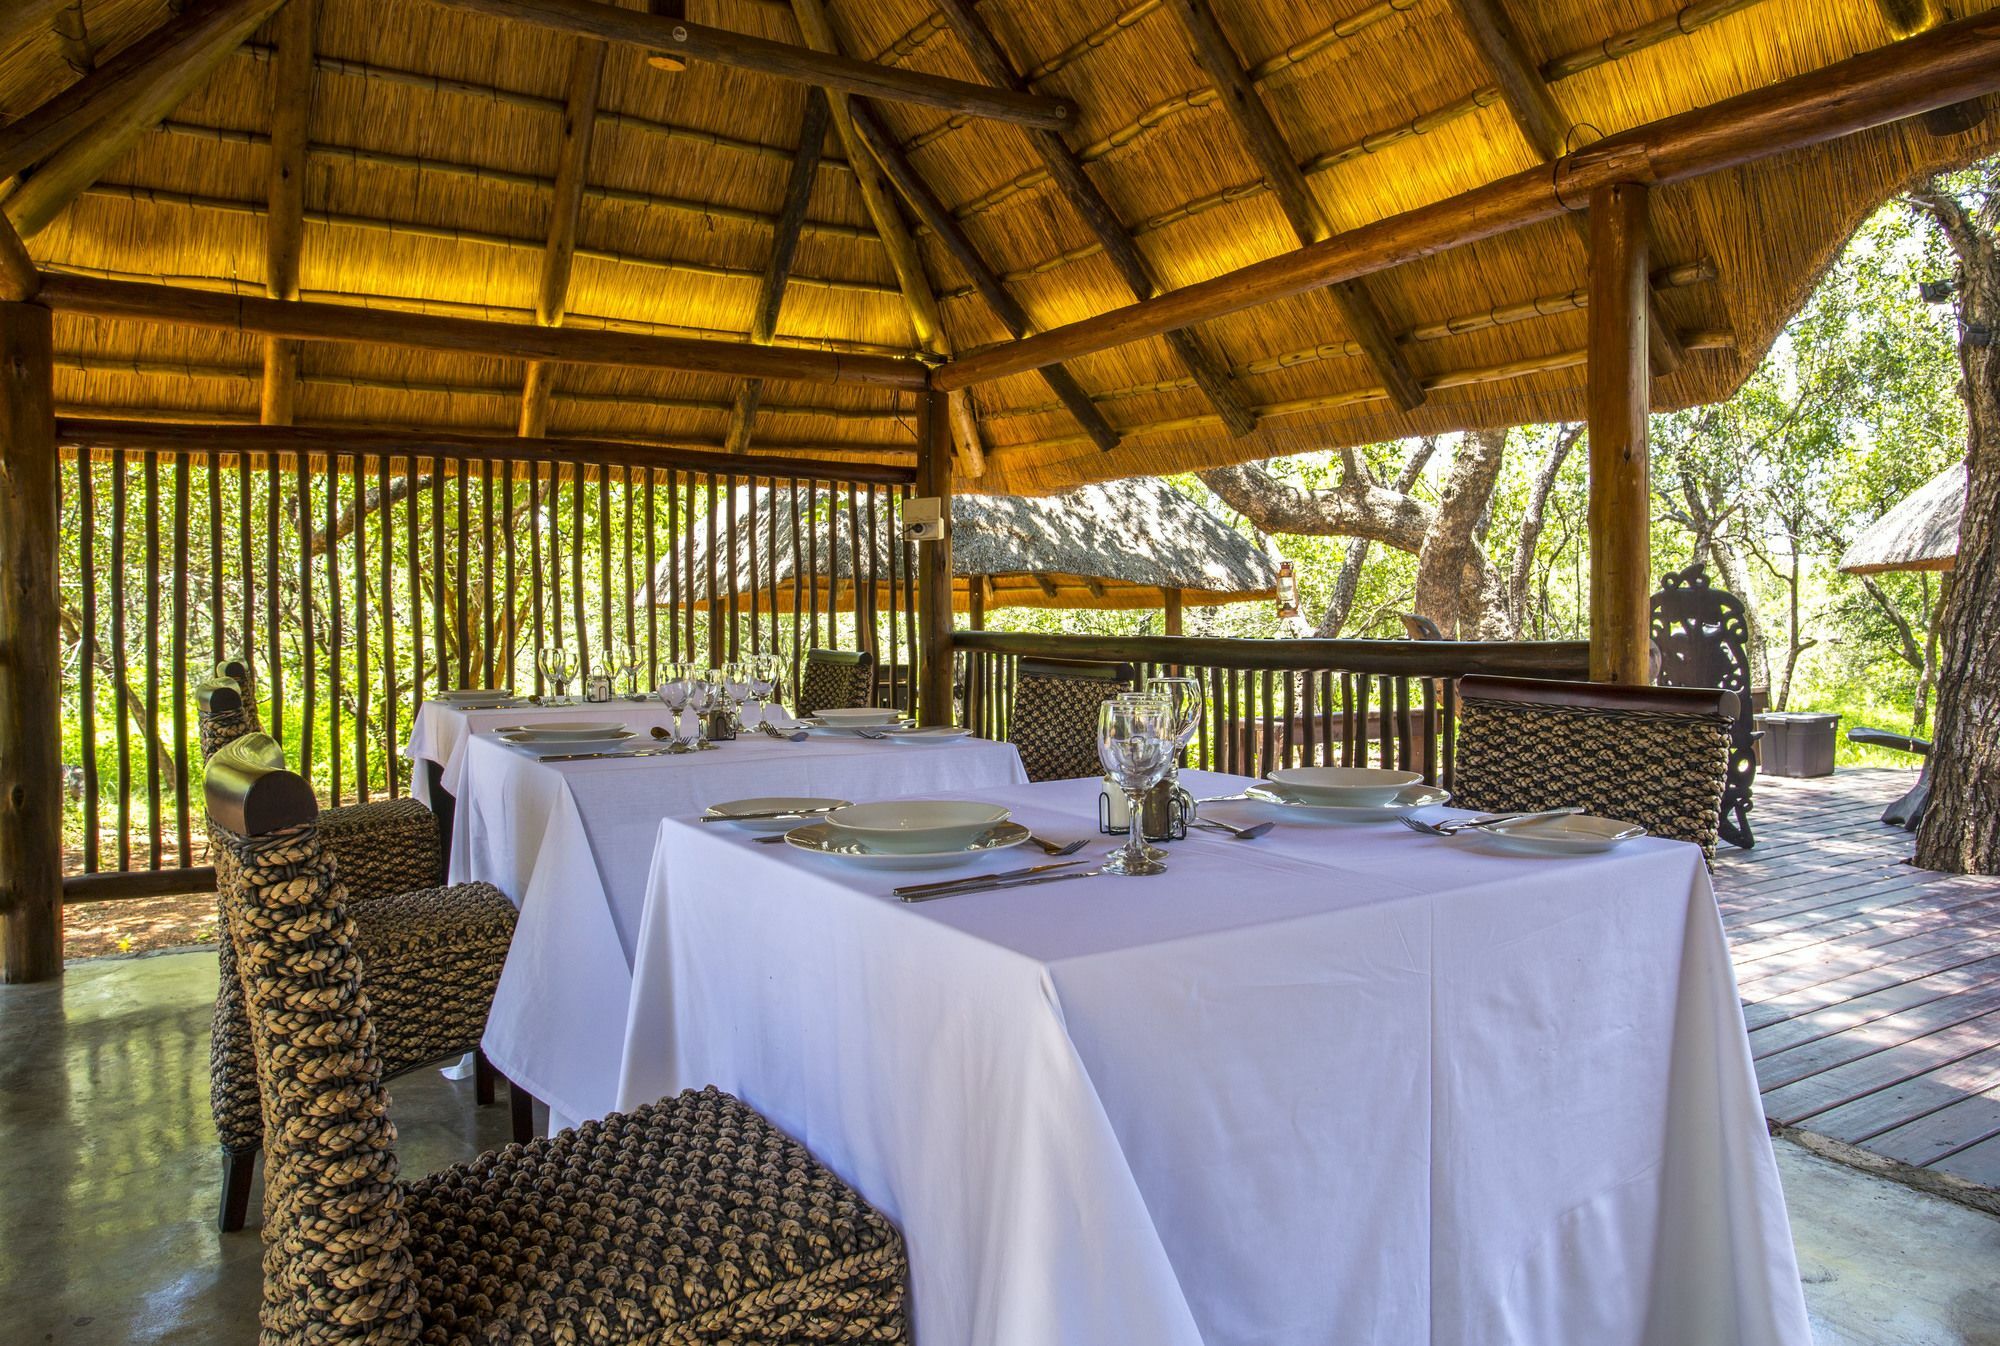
[6, 1, 1998, 493]
[1838, 462, 1965, 576]
[654, 476, 1275, 611]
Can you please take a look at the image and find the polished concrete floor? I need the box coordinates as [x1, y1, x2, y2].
[3, 949, 1996, 1345]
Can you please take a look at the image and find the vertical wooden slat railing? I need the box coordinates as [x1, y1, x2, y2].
[954, 632, 1591, 788]
[58, 447, 918, 899]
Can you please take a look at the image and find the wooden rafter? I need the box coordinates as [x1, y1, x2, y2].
[519, 38, 608, 438]
[1872, 0, 1988, 136]
[729, 90, 830, 456]
[41, 273, 931, 388]
[936, 9, 2000, 392]
[930, 0, 1255, 439]
[261, 0, 316, 428]
[427, 0, 1073, 129]
[0, 215, 38, 303]
[52, 2, 93, 75]
[0, 0, 290, 237]
[850, 100, 1119, 453]
[1161, 0, 1425, 412]
[1445, 0, 1684, 375]
[789, 0, 946, 356]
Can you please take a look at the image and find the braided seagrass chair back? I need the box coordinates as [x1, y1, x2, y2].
[209, 733, 909, 1344]
[797, 647, 875, 716]
[205, 734, 422, 1342]
[1454, 675, 1738, 858]
[196, 675, 259, 760]
[1007, 657, 1137, 782]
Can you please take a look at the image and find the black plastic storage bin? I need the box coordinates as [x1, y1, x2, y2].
[1755, 712, 1840, 778]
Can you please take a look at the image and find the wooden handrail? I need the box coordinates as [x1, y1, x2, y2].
[952, 629, 1590, 678]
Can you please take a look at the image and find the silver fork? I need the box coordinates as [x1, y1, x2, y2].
[1399, 807, 1581, 836]
[1193, 818, 1274, 840]
[1026, 834, 1089, 856]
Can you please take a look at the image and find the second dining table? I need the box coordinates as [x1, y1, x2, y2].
[448, 711, 1029, 1129]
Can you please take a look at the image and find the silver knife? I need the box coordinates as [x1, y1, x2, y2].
[698, 805, 844, 822]
[893, 859, 1083, 898]
[900, 867, 1101, 903]
[534, 747, 682, 763]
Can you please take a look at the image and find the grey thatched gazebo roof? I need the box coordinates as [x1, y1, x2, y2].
[1839, 464, 1966, 576]
[652, 478, 1275, 614]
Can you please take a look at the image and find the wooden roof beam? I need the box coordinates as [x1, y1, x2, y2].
[261, 0, 315, 428]
[55, 418, 920, 483]
[1874, 0, 1989, 136]
[788, 0, 947, 356]
[40, 273, 931, 388]
[849, 100, 1119, 453]
[0, 0, 290, 237]
[1162, 0, 1424, 412]
[931, 0, 1254, 439]
[426, 0, 1073, 130]
[729, 89, 830, 457]
[0, 216, 38, 303]
[1445, 0, 1683, 375]
[519, 38, 608, 438]
[936, 9, 2000, 393]
[52, 2, 94, 75]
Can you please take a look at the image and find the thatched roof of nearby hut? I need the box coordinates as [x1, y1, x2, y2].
[5, 1, 1997, 493]
[652, 476, 1274, 611]
[1838, 462, 1965, 576]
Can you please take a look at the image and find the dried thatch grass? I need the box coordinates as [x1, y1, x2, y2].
[5, 0, 1997, 493]
[1839, 462, 1965, 575]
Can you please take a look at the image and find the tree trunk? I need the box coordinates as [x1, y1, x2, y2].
[1414, 430, 1505, 637]
[1507, 425, 1581, 636]
[1313, 439, 1436, 637]
[1912, 180, 2000, 874]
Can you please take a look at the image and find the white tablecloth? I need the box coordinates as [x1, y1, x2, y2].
[403, 698, 685, 809]
[465, 727, 1029, 1128]
[617, 770, 1809, 1346]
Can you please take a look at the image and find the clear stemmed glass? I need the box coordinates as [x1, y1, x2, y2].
[685, 670, 720, 749]
[1098, 698, 1176, 876]
[656, 665, 693, 749]
[539, 644, 577, 704]
[747, 655, 782, 730]
[619, 644, 644, 699]
[722, 661, 755, 732]
[1148, 676, 1204, 759]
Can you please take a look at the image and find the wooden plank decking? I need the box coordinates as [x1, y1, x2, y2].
[1714, 767, 2000, 1190]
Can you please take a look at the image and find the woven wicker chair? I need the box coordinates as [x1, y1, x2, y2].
[196, 690, 519, 1234]
[796, 647, 876, 716]
[205, 733, 909, 1345]
[1453, 675, 1738, 858]
[1007, 657, 1137, 782]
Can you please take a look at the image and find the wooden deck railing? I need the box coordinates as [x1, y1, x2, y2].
[955, 631, 1591, 785]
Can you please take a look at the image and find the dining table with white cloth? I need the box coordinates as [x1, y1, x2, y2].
[607, 768, 1809, 1346]
[402, 696, 687, 810]
[456, 725, 1030, 1130]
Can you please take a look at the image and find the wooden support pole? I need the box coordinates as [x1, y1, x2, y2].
[1586, 183, 1651, 685]
[914, 388, 954, 726]
[946, 387, 986, 478]
[1, 0, 290, 237]
[519, 37, 607, 438]
[0, 301, 62, 982]
[967, 575, 986, 630]
[935, 8, 2000, 391]
[38, 273, 930, 388]
[261, 0, 315, 427]
[429, 0, 1073, 129]
[1162, 586, 1184, 636]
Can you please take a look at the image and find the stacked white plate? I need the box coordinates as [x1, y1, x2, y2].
[801, 708, 911, 737]
[702, 796, 851, 833]
[1456, 814, 1646, 855]
[495, 721, 634, 753]
[1246, 767, 1452, 823]
[786, 800, 1028, 869]
[431, 688, 525, 708]
[873, 725, 973, 744]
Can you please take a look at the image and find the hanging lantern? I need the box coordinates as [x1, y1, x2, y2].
[1275, 560, 1299, 619]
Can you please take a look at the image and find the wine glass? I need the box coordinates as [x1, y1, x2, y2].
[620, 644, 643, 699]
[748, 653, 783, 729]
[656, 664, 693, 749]
[1147, 676, 1204, 758]
[538, 644, 576, 704]
[722, 661, 755, 731]
[685, 670, 720, 749]
[1098, 698, 1176, 876]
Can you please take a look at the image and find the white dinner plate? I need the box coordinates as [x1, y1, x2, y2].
[811, 707, 904, 727]
[876, 725, 974, 744]
[500, 729, 637, 754]
[703, 796, 851, 833]
[802, 721, 913, 738]
[784, 820, 1031, 870]
[431, 688, 522, 706]
[826, 800, 1011, 853]
[1265, 765, 1424, 807]
[1458, 813, 1646, 856]
[1244, 782, 1453, 823]
[493, 720, 628, 742]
